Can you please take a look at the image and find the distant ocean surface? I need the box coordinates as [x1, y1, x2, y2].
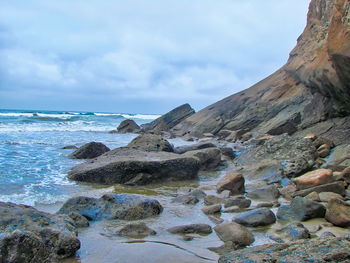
[0, 109, 161, 207]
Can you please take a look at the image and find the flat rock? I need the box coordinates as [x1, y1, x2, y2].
[246, 185, 280, 200]
[174, 142, 216, 154]
[234, 208, 276, 227]
[69, 142, 110, 159]
[292, 181, 346, 197]
[117, 222, 156, 238]
[57, 194, 163, 221]
[277, 197, 326, 221]
[216, 173, 245, 195]
[0, 202, 80, 262]
[325, 198, 350, 227]
[292, 169, 334, 190]
[167, 224, 212, 235]
[213, 222, 254, 247]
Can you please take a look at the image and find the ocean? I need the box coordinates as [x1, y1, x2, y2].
[0, 109, 160, 208]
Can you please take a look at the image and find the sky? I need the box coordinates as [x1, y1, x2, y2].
[0, 0, 311, 114]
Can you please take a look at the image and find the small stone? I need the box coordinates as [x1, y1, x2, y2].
[68, 212, 89, 227]
[320, 231, 336, 238]
[224, 196, 251, 209]
[201, 204, 222, 215]
[117, 222, 156, 238]
[216, 173, 245, 195]
[293, 169, 334, 190]
[255, 202, 274, 208]
[269, 222, 310, 243]
[168, 224, 212, 235]
[172, 194, 199, 205]
[69, 142, 110, 159]
[234, 208, 276, 227]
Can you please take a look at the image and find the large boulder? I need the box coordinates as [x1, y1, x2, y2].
[234, 208, 276, 227]
[213, 222, 254, 248]
[57, 194, 163, 221]
[0, 202, 80, 262]
[216, 173, 245, 195]
[127, 134, 174, 152]
[219, 236, 350, 263]
[277, 197, 326, 221]
[325, 198, 350, 227]
[116, 119, 141, 133]
[141, 103, 195, 133]
[68, 147, 200, 185]
[69, 142, 110, 159]
[292, 169, 334, 190]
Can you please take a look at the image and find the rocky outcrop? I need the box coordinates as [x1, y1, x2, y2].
[69, 142, 110, 159]
[57, 194, 163, 221]
[219, 236, 350, 263]
[0, 202, 80, 262]
[172, 0, 350, 142]
[116, 119, 141, 133]
[141, 103, 195, 133]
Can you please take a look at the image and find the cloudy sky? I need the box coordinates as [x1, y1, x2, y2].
[0, 0, 310, 114]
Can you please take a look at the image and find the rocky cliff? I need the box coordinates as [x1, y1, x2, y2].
[172, 0, 350, 141]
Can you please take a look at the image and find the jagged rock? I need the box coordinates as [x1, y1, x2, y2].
[116, 119, 141, 133]
[201, 204, 221, 215]
[183, 147, 222, 171]
[57, 194, 163, 221]
[141, 104, 195, 133]
[325, 198, 350, 227]
[277, 197, 326, 221]
[246, 185, 280, 200]
[216, 173, 245, 195]
[293, 169, 334, 190]
[0, 202, 80, 262]
[69, 142, 110, 159]
[117, 223, 156, 238]
[68, 212, 89, 228]
[173, 142, 216, 154]
[292, 181, 346, 197]
[269, 222, 310, 243]
[127, 134, 174, 152]
[167, 224, 212, 235]
[213, 222, 254, 248]
[219, 236, 350, 263]
[234, 208, 276, 227]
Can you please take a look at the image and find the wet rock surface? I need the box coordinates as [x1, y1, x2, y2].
[168, 224, 212, 235]
[117, 222, 156, 238]
[234, 208, 276, 227]
[69, 142, 110, 159]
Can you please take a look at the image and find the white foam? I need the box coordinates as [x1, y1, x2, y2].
[121, 114, 160, 120]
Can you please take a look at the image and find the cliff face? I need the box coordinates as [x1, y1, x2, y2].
[172, 0, 350, 138]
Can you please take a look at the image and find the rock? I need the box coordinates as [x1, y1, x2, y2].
[219, 147, 236, 159]
[325, 198, 350, 227]
[218, 236, 350, 263]
[167, 224, 212, 235]
[68, 147, 200, 185]
[304, 134, 317, 140]
[62, 145, 78, 150]
[127, 134, 174, 152]
[142, 104, 195, 133]
[246, 185, 280, 200]
[116, 119, 141, 133]
[68, 212, 89, 227]
[269, 222, 310, 243]
[319, 192, 344, 202]
[69, 142, 110, 159]
[222, 206, 241, 213]
[216, 173, 245, 195]
[224, 196, 251, 209]
[255, 202, 275, 208]
[187, 189, 206, 199]
[234, 208, 276, 227]
[201, 204, 221, 215]
[326, 144, 350, 167]
[203, 133, 214, 138]
[213, 222, 254, 248]
[320, 231, 336, 238]
[172, 194, 199, 205]
[173, 142, 216, 154]
[292, 168, 334, 190]
[292, 181, 346, 197]
[313, 137, 335, 149]
[317, 144, 331, 158]
[305, 191, 320, 202]
[0, 202, 80, 262]
[117, 222, 156, 238]
[208, 215, 224, 224]
[58, 194, 163, 221]
[183, 147, 222, 170]
[217, 130, 234, 140]
[204, 195, 225, 206]
[280, 184, 297, 200]
[277, 197, 326, 221]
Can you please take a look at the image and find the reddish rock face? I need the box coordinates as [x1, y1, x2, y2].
[172, 0, 350, 139]
[293, 168, 334, 190]
[216, 173, 245, 195]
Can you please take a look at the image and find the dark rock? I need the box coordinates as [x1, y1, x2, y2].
[127, 134, 174, 152]
[172, 194, 199, 205]
[325, 198, 350, 227]
[317, 143, 332, 158]
[213, 222, 254, 248]
[292, 181, 346, 197]
[168, 224, 212, 235]
[234, 208, 276, 227]
[269, 222, 310, 243]
[174, 142, 216, 154]
[141, 104, 195, 133]
[246, 185, 280, 200]
[68, 212, 89, 227]
[218, 236, 350, 263]
[117, 222, 156, 238]
[69, 142, 110, 159]
[57, 194, 163, 221]
[277, 197, 326, 221]
[219, 147, 236, 159]
[0, 202, 80, 262]
[216, 173, 245, 195]
[224, 196, 251, 209]
[116, 119, 141, 133]
[62, 145, 78, 150]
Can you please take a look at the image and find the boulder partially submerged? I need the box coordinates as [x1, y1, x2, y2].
[0, 201, 80, 262]
[116, 119, 141, 134]
[69, 142, 110, 159]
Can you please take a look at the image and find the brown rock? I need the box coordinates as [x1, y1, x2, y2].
[201, 204, 222, 215]
[213, 222, 254, 247]
[305, 191, 320, 202]
[317, 144, 331, 158]
[319, 192, 344, 202]
[293, 169, 334, 190]
[325, 198, 350, 227]
[292, 181, 346, 197]
[216, 173, 245, 195]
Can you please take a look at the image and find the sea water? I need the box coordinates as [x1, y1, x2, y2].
[0, 109, 160, 207]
